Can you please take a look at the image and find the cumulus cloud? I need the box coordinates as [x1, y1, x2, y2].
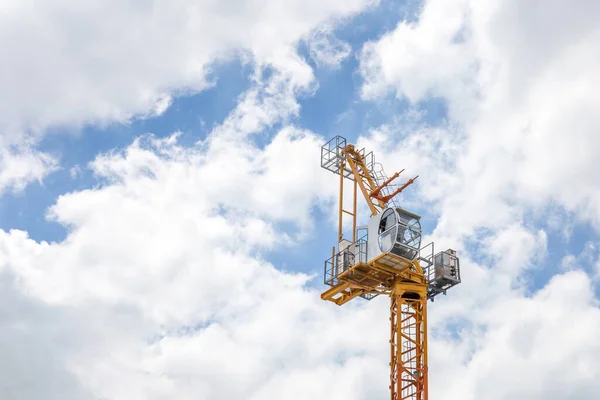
[359, 0, 600, 231]
[442, 270, 600, 400]
[357, 1, 600, 397]
[0, 122, 386, 399]
[0, 0, 375, 135]
[0, 0, 376, 193]
[0, 144, 58, 194]
[0, 27, 376, 394]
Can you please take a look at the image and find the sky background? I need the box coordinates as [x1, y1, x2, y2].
[1, 0, 600, 399]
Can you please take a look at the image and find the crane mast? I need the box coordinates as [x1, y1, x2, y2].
[320, 136, 461, 400]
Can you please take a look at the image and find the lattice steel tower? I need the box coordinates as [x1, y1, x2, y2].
[320, 136, 461, 400]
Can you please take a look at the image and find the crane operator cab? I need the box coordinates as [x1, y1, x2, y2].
[365, 206, 461, 292]
[367, 207, 422, 268]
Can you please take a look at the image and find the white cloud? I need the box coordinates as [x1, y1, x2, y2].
[426, 271, 600, 399]
[0, 145, 58, 194]
[308, 27, 352, 69]
[0, 122, 387, 398]
[359, 0, 600, 231]
[0, 0, 377, 194]
[0, 0, 375, 135]
[462, 270, 600, 399]
[360, 0, 475, 106]
[0, 45, 361, 395]
[149, 94, 174, 118]
[0, 3, 383, 395]
[356, 1, 600, 398]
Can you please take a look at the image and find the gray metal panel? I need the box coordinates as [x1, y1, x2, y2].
[367, 212, 382, 263]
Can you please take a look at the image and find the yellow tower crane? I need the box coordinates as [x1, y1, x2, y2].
[320, 136, 461, 400]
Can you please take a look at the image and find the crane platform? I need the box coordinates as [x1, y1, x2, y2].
[322, 235, 459, 306]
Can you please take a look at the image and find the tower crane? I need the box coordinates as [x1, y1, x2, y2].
[320, 136, 461, 400]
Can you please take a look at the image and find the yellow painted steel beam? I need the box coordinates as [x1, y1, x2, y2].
[337, 148, 359, 245]
[336, 288, 367, 305]
[390, 281, 428, 400]
[345, 152, 379, 215]
[321, 281, 351, 301]
[321, 283, 367, 306]
[344, 145, 387, 214]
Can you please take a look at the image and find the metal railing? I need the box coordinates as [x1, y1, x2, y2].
[324, 235, 368, 287]
[419, 242, 461, 300]
[323, 235, 377, 301]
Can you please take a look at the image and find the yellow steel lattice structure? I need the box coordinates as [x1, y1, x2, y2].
[319, 136, 461, 400]
[390, 282, 428, 400]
